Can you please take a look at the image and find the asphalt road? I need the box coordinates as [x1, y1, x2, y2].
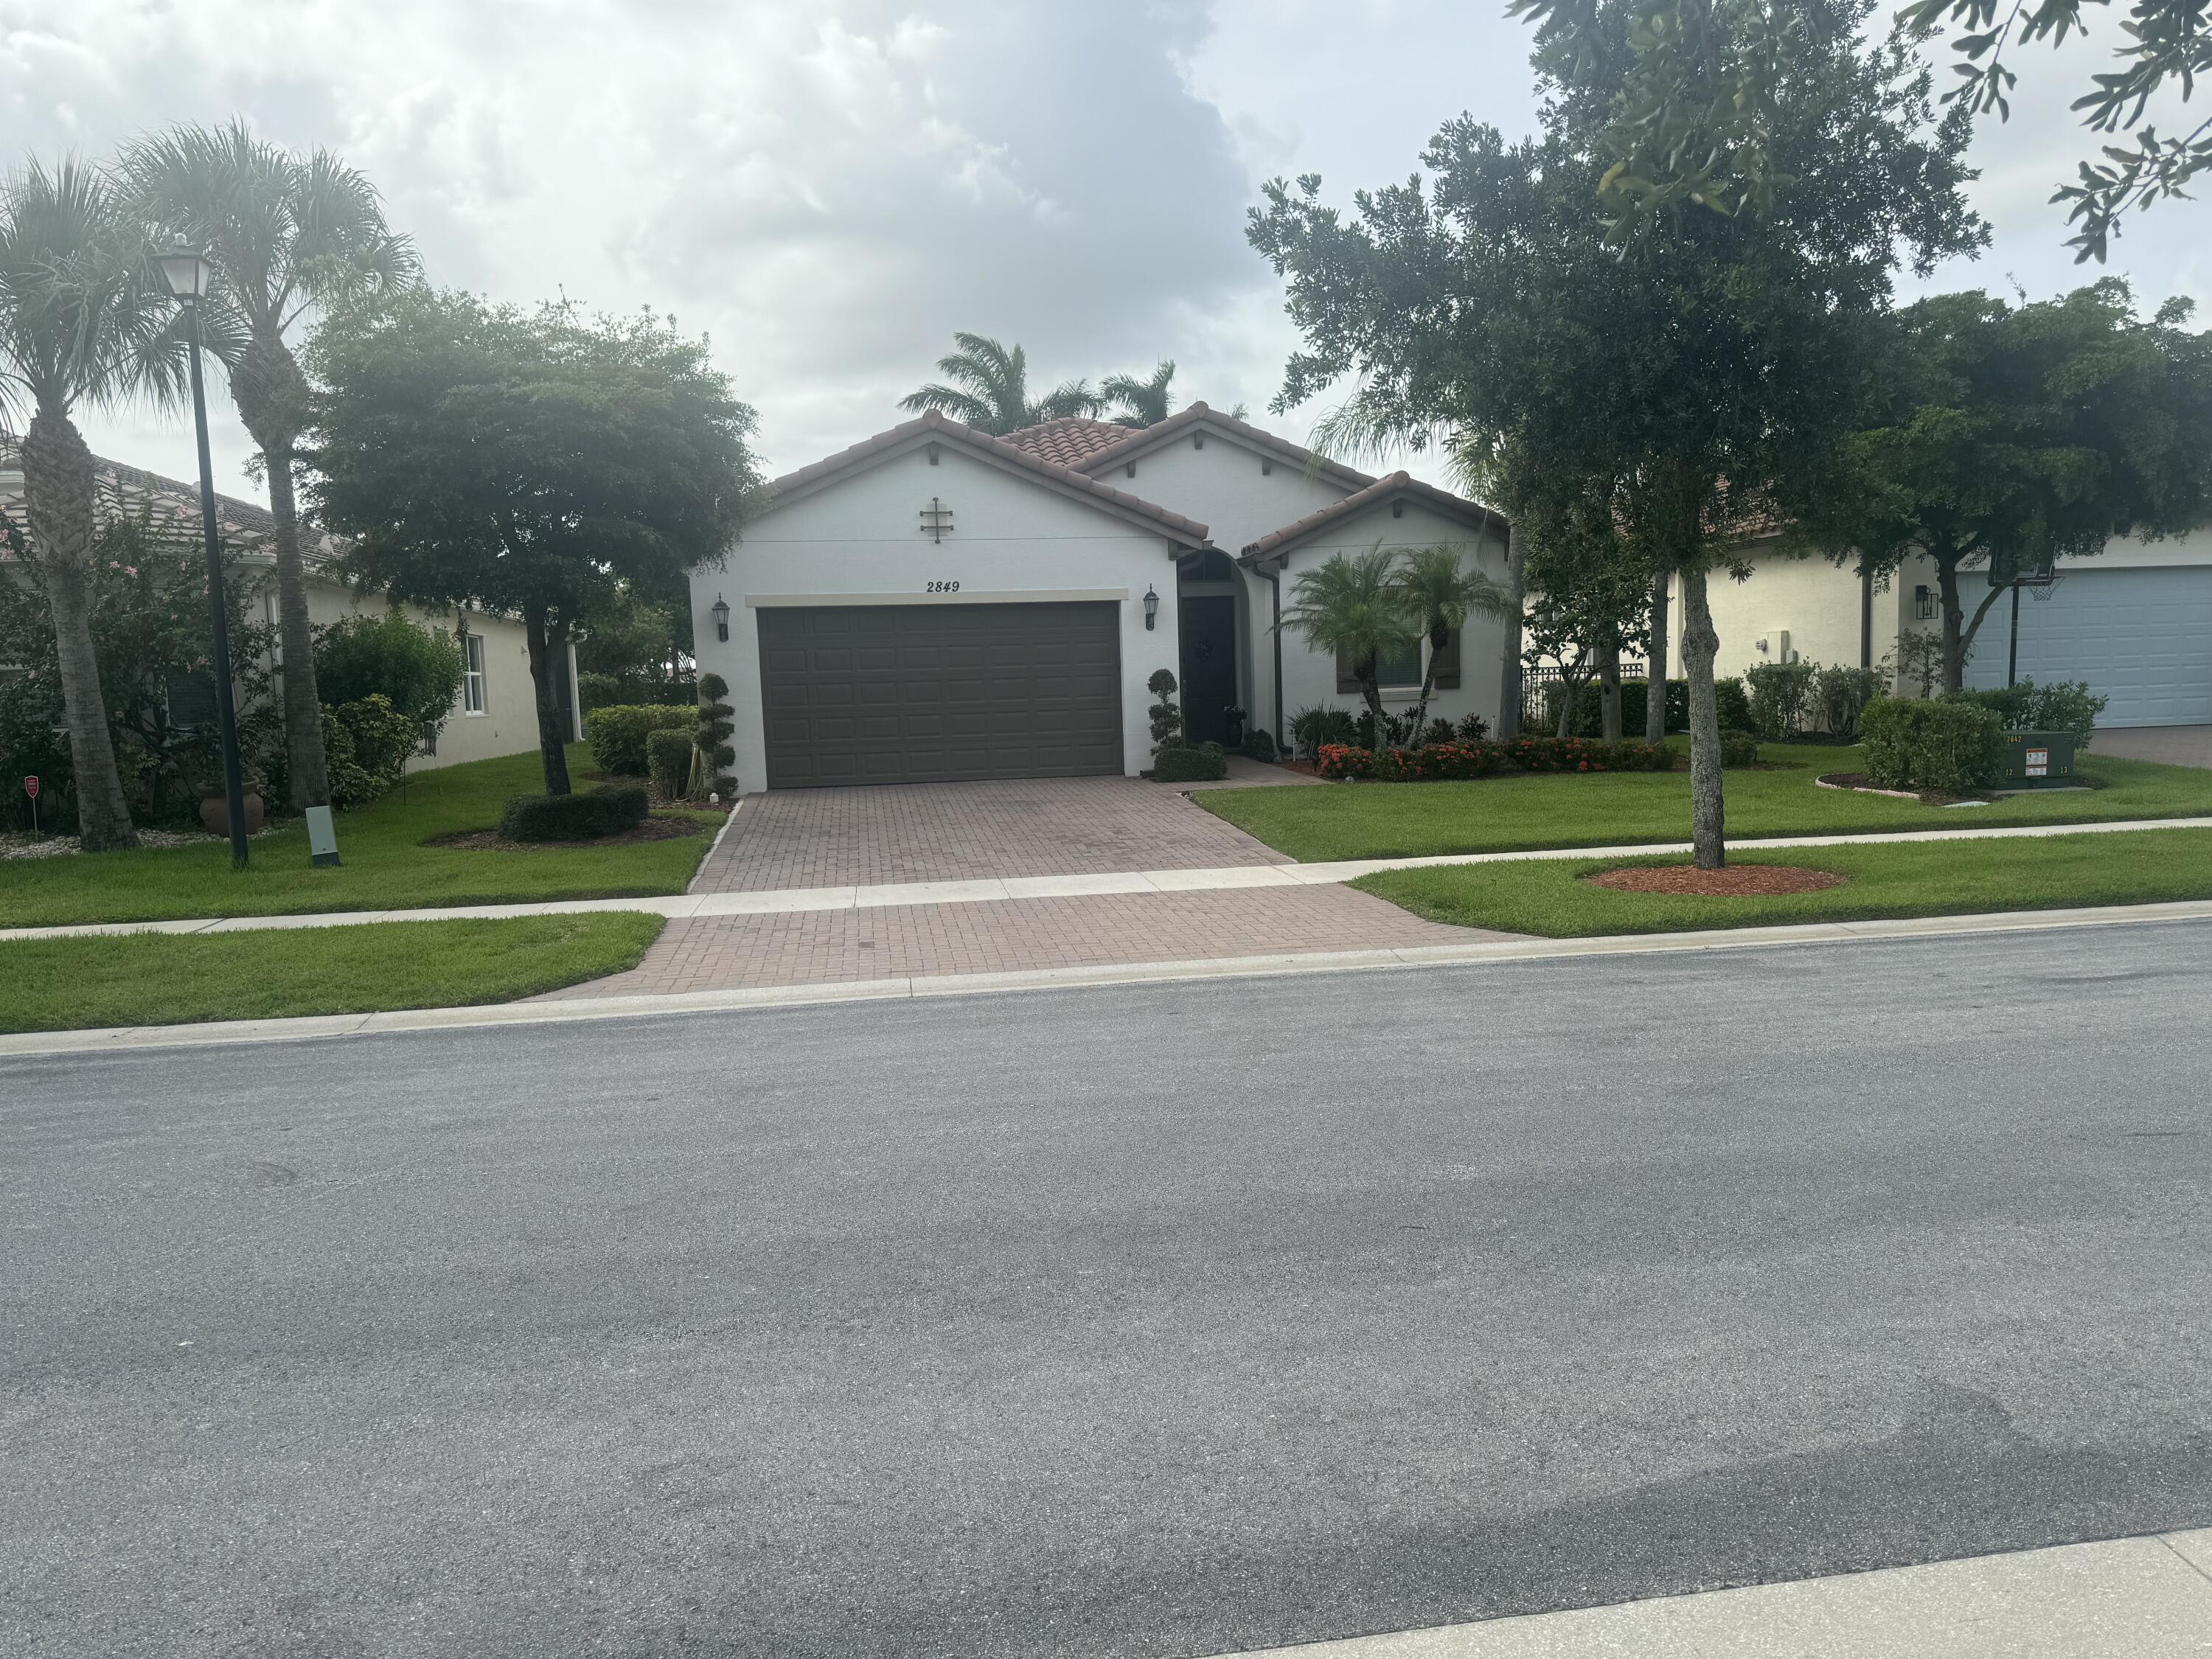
[6, 921, 2212, 1658]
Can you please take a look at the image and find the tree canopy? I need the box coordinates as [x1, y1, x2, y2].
[898, 333, 1099, 433]
[302, 290, 762, 794]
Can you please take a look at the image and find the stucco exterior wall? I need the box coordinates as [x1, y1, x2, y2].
[689, 439, 1186, 795]
[1269, 501, 1514, 738]
[1691, 547, 1869, 679]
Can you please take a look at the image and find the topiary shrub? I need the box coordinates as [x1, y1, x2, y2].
[1153, 745, 1228, 782]
[585, 703, 695, 776]
[1717, 728, 1762, 768]
[1862, 697, 2003, 792]
[1147, 669, 1185, 753]
[647, 727, 696, 799]
[499, 783, 650, 842]
[695, 672, 737, 796]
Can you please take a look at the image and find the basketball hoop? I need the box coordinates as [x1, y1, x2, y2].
[2022, 571, 2065, 602]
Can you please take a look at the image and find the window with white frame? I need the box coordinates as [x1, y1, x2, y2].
[462, 631, 487, 714]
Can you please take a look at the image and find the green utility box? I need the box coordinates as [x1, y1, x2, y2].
[1998, 730, 2078, 788]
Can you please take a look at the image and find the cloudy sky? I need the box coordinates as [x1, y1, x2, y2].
[10, 0, 2208, 503]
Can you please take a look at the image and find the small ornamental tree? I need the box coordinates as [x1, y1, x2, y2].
[1147, 668, 1184, 753]
[313, 611, 465, 748]
[695, 672, 736, 797]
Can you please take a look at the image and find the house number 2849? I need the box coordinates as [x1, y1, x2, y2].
[926, 580, 960, 593]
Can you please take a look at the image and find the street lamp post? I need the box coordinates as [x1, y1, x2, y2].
[158, 246, 249, 870]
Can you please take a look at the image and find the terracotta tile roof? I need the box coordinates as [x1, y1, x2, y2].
[1001, 417, 1141, 467]
[1072, 402, 1379, 493]
[765, 409, 1211, 546]
[1239, 470, 1509, 560]
[0, 437, 344, 567]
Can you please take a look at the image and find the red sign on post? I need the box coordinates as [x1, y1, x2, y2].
[21, 775, 35, 799]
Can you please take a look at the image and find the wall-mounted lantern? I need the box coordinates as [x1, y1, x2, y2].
[712, 594, 731, 641]
[1913, 584, 1935, 621]
[1143, 585, 1159, 631]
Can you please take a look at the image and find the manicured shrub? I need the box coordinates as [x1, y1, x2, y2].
[647, 727, 695, 799]
[1862, 697, 2003, 792]
[1502, 734, 1671, 773]
[499, 783, 650, 842]
[584, 703, 695, 776]
[1745, 660, 1819, 740]
[1813, 664, 1884, 739]
[695, 673, 737, 796]
[1717, 728, 1762, 768]
[1947, 679, 2106, 745]
[1241, 728, 1279, 762]
[1548, 677, 1740, 737]
[321, 694, 420, 810]
[1153, 745, 1228, 782]
[1147, 669, 1184, 753]
[1320, 736, 1658, 781]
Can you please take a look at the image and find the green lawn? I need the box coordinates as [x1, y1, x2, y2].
[1201, 742, 2212, 861]
[1, 745, 719, 929]
[1354, 826, 2212, 937]
[0, 911, 666, 1033]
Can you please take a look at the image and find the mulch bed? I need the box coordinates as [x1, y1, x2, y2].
[422, 814, 708, 852]
[1586, 863, 1849, 897]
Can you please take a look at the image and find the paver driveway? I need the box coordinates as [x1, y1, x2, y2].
[2094, 725, 2212, 769]
[689, 770, 1306, 894]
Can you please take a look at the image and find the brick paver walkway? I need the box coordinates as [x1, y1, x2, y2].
[2093, 725, 2212, 769]
[539, 883, 1495, 998]
[691, 773, 1304, 894]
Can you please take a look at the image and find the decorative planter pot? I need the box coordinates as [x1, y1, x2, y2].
[199, 791, 265, 837]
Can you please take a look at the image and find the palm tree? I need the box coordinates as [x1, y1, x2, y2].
[0, 157, 187, 851]
[125, 120, 418, 811]
[1102, 359, 1177, 428]
[1392, 544, 1511, 737]
[1276, 546, 1421, 745]
[898, 332, 1098, 434]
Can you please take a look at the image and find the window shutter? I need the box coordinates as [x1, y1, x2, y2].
[1432, 629, 1461, 689]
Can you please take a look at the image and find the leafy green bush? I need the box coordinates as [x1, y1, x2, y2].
[1288, 705, 1357, 759]
[1745, 660, 1818, 739]
[1241, 728, 1279, 762]
[1504, 734, 1672, 773]
[1153, 745, 1228, 782]
[322, 694, 421, 810]
[1862, 697, 2003, 792]
[498, 784, 650, 842]
[1813, 664, 1884, 738]
[695, 673, 737, 796]
[647, 727, 696, 798]
[1947, 679, 2106, 746]
[584, 703, 695, 776]
[1550, 678, 1742, 737]
[1717, 728, 1762, 768]
[314, 611, 465, 745]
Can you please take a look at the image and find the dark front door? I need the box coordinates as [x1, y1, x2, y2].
[1178, 595, 1237, 747]
[757, 601, 1123, 787]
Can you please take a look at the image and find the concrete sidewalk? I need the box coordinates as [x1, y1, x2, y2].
[1217, 1528, 2212, 1658]
[7, 814, 2211, 945]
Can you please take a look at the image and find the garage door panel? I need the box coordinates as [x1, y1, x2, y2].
[1964, 566, 2212, 727]
[758, 602, 1124, 787]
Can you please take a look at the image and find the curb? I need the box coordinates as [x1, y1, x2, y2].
[5, 897, 2211, 1060]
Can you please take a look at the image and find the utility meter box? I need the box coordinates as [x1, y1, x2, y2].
[1999, 731, 2077, 788]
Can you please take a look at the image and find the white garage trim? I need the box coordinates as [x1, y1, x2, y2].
[746, 589, 1130, 608]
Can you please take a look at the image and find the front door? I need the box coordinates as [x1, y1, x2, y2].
[1178, 595, 1238, 746]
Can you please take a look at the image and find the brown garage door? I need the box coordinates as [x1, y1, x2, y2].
[758, 602, 1124, 787]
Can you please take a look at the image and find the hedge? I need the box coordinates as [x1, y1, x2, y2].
[584, 703, 697, 776]
[1153, 743, 1228, 782]
[1861, 697, 2003, 792]
[498, 784, 651, 842]
[1543, 675, 1749, 737]
[646, 727, 695, 798]
[1947, 679, 2105, 745]
[1318, 736, 1665, 781]
[1501, 734, 1671, 773]
[1716, 728, 1761, 768]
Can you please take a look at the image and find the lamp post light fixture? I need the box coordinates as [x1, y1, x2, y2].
[712, 594, 731, 642]
[1143, 585, 1159, 631]
[160, 246, 249, 870]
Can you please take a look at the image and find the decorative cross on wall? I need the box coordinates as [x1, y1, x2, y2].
[919, 497, 954, 543]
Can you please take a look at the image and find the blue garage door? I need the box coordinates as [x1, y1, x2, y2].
[1964, 566, 2212, 728]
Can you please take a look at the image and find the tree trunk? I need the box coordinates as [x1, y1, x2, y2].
[1409, 630, 1442, 739]
[1598, 636, 1622, 740]
[260, 437, 332, 810]
[1555, 675, 1577, 737]
[524, 611, 574, 795]
[1362, 681, 1390, 752]
[1680, 566, 1725, 870]
[1645, 568, 1670, 747]
[21, 410, 137, 851]
[1935, 556, 1966, 694]
[1497, 523, 1526, 741]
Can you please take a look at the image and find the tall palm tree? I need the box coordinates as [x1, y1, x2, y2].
[1102, 359, 1177, 428]
[1276, 545, 1421, 744]
[1392, 544, 1511, 737]
[899, 332, 1098, 434]
[125, 120, 418, 811]
[0, 157, 187, 851]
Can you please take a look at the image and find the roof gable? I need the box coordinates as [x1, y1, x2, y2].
[1239, 471, 1508, 562]
[762, 411, 1211, 546]
[1071, 403, 1377, 493]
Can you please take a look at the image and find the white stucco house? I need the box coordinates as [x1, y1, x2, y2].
[691, 404, 1512, 793]
[1677, 526, 2212, 727]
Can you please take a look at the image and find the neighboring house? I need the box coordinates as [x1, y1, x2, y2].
[1674, 529, 2212, 728]
[694, 403, 1512, 792]
[0, 442, 572, 769]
